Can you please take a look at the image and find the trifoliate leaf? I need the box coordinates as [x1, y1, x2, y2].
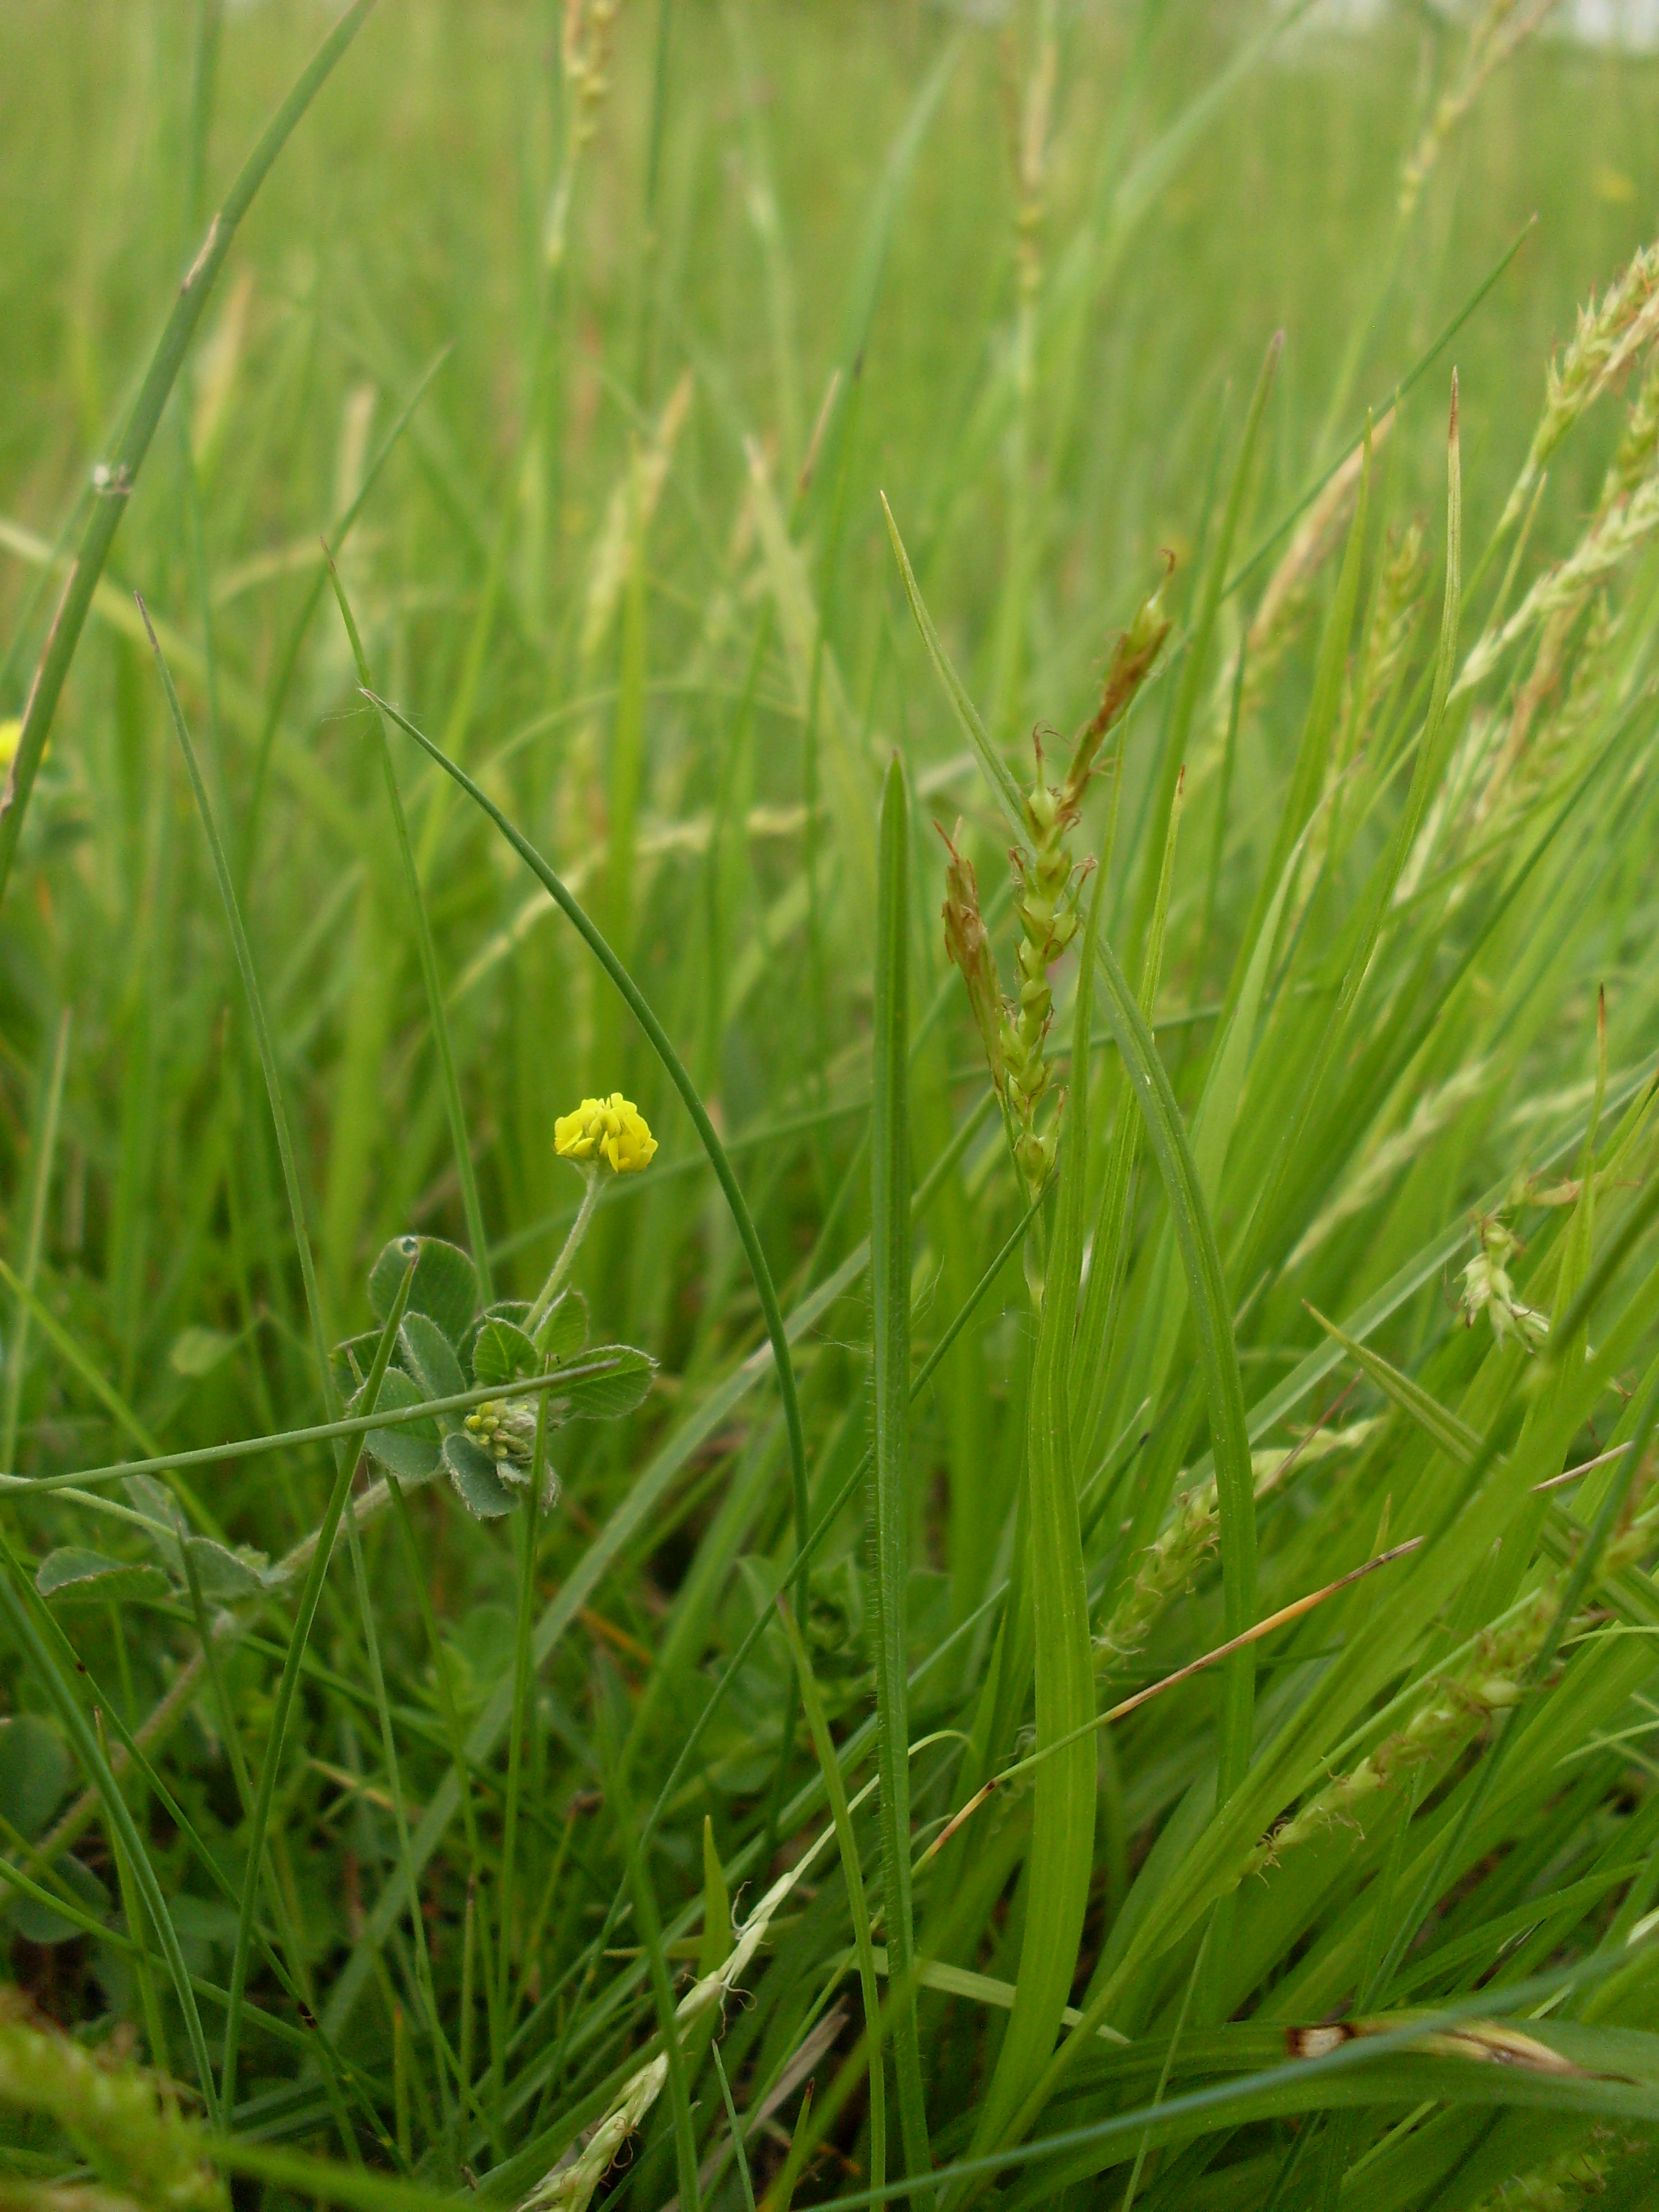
[168, 1325, 235, 1378]
[122, 1474, 187, 1571]
[183, 1537, 269, 1600]
[0, 1715, 68, 1839]
[362, 1364, 442, 1486]
[443, 1430, 518, 1519]
[472, 1317, 538, 1388]
[459, 1299, 532, 1375]
[369, 1234, 479, 1347]
[35, 1548, 172, 1608]
[367, 1427, 444, 1488]
[7, 1853, 109, 1946]
[535, 1289, 588, 1364]
[170, 1893, 240, 1956]
[557, 1346, 655, 1422]
[400, 1310, 466, 1410]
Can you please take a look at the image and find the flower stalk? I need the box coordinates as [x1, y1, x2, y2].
[527, 1092, 658, 1332]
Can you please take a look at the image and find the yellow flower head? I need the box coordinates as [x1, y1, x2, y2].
[554, 1092, 657, 1174]
[0, 721, 21, 773]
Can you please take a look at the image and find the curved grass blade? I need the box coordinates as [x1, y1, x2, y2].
[788, 1951, 1659, 2212]
[5, 1357, 627, 1500]
[1128, 331, 1280, 966]
[0, 0, 381, 909]
[365, 685, 810, 1601]
[1223, 219, 1530, 605]
[870, 755, 932, 2200]
[140, 597, 417, 2121]
[325, 552, 492, 1300]
[241, 343, 452, 884]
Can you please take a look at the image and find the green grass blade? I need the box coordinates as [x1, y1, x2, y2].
[712, 2041, 759, 2212]
[0, 1539, 219, 2117]
[324, 552, 493, 1300]
[1230, 423, 1373, 999]
[778, 1595, 886, 2196]
[971, 864, 1105, 2167]
[1225, 222, 1527, 603]
[1128, 331, 1279, 965]
[1, 1007, 71, 1471]
[5, 1358, 626, 1501]
[0, 0, 380, 909]
[871, 753, 932, 2200]
[603, 1722, 701, 2212]
[145, 574, 421, 2122]
[241, 345, 452, 881]
[1307, 1305, 1483, 1465]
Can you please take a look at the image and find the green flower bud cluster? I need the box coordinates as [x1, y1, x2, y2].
[1096, 1480, 1218, 1665]
[1461, 1213, 1550, 1352]
[464, 1398, 539, 1475]
[1352, 518, 1429, 743]
[1467, 2140, 1620, 2212]
[1250, 1589, 1560, 1876]
[1094, 1423, 1379, 1668]
[1005, 760, 1089, 1191]
[1251, 1466, 1659, 1879]
[940, 568, 1172, 1198]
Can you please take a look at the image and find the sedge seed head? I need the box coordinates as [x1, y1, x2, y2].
[554, 1092, 658, 1173]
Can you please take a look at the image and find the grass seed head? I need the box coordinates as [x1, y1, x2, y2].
[940, 820, 1008, 1100]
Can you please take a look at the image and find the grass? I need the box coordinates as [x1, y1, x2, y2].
[6, 0, 1659, 2206]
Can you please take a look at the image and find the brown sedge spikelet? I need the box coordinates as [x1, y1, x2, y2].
[939, 565, 1171, 1197]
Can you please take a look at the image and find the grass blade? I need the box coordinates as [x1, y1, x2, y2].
[324, 552, 492, 1299]
[778, 1595, 886, 2196]
[1127, 331, 1280, 966]
[0, 1537, 219, 2116]
[1, 1007, 71, 1471]
[871, 753, 932, 2200]
[970, 863, 1105, 2166]
[0, 0, 380, 908]
[140, 595, 414, 2121]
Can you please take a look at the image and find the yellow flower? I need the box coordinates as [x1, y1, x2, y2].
[554, 1092, 657, 1174]
[0, 721, 21, 772]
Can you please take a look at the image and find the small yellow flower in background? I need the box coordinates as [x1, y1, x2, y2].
[554, 1092, 657, 1174]
[0, 721, 22, 773]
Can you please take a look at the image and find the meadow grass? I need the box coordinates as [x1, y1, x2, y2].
[6, 1, 1659, 2206]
